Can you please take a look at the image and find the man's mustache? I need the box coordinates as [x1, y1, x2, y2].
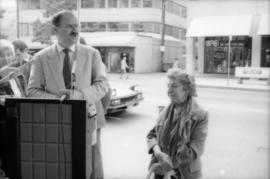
[70, 31, 78, 36]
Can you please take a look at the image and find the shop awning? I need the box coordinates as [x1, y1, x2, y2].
[80, 32, 136, 47]
[257, 14, 270, 35]
[186, 15, 253, 37]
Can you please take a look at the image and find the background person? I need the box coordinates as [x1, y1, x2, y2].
[0, 39, 20, 79]
[120, 56, 129, 79]
[27, 10, 109, 179]
[146, 68, 208, 179]
[11, 39, 32, 85]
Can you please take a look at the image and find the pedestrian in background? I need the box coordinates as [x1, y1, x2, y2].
[120, 56, 129, 79]
[146, 68, 208, 179]
[172, 58, 180, 69]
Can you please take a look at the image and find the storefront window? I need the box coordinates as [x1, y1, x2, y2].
[119, 0, 129, 8]
[97, 0, 105, 8]
[131, 0, 141, 7]
[108, 0, 117, 8]
[143, 0, 152, 7]
[81, 0, 94, 8]
[261, 35, 270, 67]
[204, 36, 252, 74]
[117, 22, 129, 31]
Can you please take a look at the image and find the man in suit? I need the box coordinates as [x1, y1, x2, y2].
[27, 10, 109, 179]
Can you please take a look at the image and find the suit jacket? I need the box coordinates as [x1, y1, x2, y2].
[27, 43, 109, 129]
[27, 43, 108, 100]
[147, 99, 208, 179]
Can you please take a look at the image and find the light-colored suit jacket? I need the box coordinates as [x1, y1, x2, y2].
[27, 43, 109, 102]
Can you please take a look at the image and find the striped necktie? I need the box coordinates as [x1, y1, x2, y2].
[63, 48, 71, 89]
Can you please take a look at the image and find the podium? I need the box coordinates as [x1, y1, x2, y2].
[1, 98, 93, 179]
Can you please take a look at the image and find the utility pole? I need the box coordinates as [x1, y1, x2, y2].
[160, 0, 166, 71]
[16, 0, 20, 38]
[77, 0, 81, 23]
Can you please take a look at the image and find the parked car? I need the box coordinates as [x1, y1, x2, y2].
[107, 81, 144, 114]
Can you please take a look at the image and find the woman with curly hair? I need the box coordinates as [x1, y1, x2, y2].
[147, 68, 209, 179]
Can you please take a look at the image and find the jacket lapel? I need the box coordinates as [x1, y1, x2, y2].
[47, 44, 65, 89]
[74, 45, 86, 89]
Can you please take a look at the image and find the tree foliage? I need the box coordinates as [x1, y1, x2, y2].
[0, 8, 8, 39]
[31, 0, 76, 44]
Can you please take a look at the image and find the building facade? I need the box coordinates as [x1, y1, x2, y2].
[185, 0, 270, 75]
[18, 0, 187, 73]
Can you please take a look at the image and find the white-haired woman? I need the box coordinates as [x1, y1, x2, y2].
[147, 68, 208, 179]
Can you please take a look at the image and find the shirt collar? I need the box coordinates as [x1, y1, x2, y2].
[56, 42, 76, 53]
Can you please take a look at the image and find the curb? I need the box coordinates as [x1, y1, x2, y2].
[197, 84, 270, 92]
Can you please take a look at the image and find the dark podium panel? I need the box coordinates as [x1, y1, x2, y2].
[2, 98, 93, 179]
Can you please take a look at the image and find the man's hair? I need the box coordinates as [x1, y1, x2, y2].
[12, 39, 28, 52]
[51, 10, 74, 27]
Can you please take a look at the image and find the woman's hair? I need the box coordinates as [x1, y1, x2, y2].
[0, 39, 15, 56]
[166, 68, 197, 97]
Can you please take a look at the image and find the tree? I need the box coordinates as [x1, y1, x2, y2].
[0, 8, 8, 39]
[31, 0, 76, 44]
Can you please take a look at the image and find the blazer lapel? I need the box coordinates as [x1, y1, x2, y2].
[74, 45, 87, 89]
[47, 44, 65, 89]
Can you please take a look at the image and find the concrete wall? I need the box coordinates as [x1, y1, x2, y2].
[134, 36, 153, 73]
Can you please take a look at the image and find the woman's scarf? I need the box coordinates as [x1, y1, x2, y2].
[156, 96, 193, 166]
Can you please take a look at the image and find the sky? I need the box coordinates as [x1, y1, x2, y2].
[0, 0, 16, 9]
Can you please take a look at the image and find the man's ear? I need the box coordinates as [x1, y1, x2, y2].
[51, 25, 57, 35]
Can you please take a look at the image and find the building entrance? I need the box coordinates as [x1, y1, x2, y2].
[95, 47, 135, 73]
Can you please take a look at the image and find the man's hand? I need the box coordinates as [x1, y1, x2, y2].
[0, 66, 20, 78]
[59, 89, 84, 99]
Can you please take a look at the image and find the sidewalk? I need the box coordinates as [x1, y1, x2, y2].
[109, 72, 270, 92]
[195, 75, 270, 92]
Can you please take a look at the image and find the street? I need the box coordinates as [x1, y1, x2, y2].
[101, 73, 269, 179]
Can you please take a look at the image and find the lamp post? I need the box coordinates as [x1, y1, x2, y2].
[227, 36, 232, 86]
[77, 0, 81, 23]
[16, 0, 20, 38]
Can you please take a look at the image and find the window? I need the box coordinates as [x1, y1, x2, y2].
[117, 22, 129, 31]
[119, 0, 129, 8]
[131, 0, 141, 7]
[131, 22, 144, 32]
[108, 22, 119, 31]
[19, 0, 28, 9]
[81, 0, 94, 8]
[80, 22, 106, 32]
[19, 23, 29, 36]
[142, 22, 153, 32]
[154, 23, 161, 34]
[181, 6, 187, 17]
[108, 0, 117, 8]
[97, 0, 105, 8]
[30, 0, 40, 9]
[143, 0, 152, 7]
[19, 0, 40, 9]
